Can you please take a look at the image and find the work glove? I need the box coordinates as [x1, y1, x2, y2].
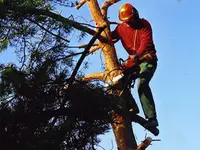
[121, 55, 140, 76]
[122, 55, 138, 70]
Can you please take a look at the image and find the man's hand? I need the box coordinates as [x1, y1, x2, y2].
[122, 55, 138, 70]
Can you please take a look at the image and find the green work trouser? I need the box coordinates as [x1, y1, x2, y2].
[138, 61, 157, 119]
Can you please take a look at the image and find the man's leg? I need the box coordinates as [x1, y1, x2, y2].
[138, 62, 158, 126]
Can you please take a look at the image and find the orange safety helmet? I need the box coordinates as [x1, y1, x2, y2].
[119, 3, 139, 22]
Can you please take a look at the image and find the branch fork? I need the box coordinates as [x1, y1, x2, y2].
[101, 0, 120, 18]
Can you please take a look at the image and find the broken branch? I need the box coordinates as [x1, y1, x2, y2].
[101, 0, 120, 19]
[76, 0, 88, 9]
[88, 45, 101, 54]
[136, 137, 152, 150]
[83, 72, 108, 81]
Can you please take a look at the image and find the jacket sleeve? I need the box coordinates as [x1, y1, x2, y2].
[136, 20, 154, 56]
[111, 26, 120, 43]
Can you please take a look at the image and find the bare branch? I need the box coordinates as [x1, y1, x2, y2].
[33, 9, 95, 35]
[55, 52, 84, 61]
[76, 0, 88, 9]
[67, 43, 100, 55]
[88, 45, 101, 54]
[67, 24, 107, 87]
[136, 137, 152, 150]
[27, 17, 70, 43]
[31, 8, 107, 41]
[101, 0, 120, 19]
[68, 15, 98, 28]
[83, 72, 108, 81]
[6, 6, 107, 40]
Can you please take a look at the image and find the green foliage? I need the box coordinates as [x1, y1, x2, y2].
[0, 1, 114, 149]
[0, 64, 113, 150]
[0, 0, 77, 53]
[0, 39, 8, 53]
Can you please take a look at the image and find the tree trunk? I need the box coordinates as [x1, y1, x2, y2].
[86, 1, 137, 149]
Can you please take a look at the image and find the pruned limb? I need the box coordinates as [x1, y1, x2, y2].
[83, 72, 108, 81]
[136, 137, 152, 150]
[76, 0, 88, 9]
[101, 0, 120, 19]
[88, 45, 101, 54]
[131, 115, 159, 136]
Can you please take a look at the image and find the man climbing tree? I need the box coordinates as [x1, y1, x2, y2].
[0, 0, 161, 149]
[112, 3, 159, 129]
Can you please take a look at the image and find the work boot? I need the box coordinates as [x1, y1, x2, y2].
[144, 117, 159, 128]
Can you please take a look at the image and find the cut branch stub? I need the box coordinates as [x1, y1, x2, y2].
[136, 137, 152, 150]
[82, 72, 108, 81]
[88, 45, 101, 54]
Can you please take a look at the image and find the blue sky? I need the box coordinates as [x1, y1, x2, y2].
[1, 0, 200, 149]
[72, 0, 200, 149]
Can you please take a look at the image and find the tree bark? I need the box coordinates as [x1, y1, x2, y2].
[86, 1, 137, 149]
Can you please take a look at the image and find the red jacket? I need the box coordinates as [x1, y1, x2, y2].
[112, 18, 157, 57]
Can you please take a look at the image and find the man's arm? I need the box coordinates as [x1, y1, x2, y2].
[136, 19, 154, 56]
[111, 26, 120, 43]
